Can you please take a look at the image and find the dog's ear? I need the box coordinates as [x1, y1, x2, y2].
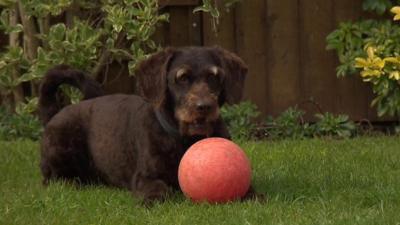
[135, 48, 176, 107]
[213, 46, 248, 104]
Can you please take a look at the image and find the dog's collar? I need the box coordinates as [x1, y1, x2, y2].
[155, 109, 181, 138]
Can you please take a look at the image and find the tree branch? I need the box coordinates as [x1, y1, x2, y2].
[92, 49, 111, 80]
[18, 1, 39, 60]
[65, 2, 81, 28]
[91, 32, 126, 80]
[18, 0, 40, 96]
[10, 3, 24, 104]
[38, 15, 50, 49]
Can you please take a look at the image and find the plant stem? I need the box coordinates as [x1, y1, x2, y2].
[18, 0, 40, 96]
[9, 3, 24, 104]
[66, 2, 81, 28]
[92, 32, 125, 80]
[92, 49, 111, 80]
[38, 15, 50, 49]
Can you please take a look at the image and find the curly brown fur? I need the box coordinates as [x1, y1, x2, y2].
[39, 46, 248, 203]
[38, 65, 104, 125]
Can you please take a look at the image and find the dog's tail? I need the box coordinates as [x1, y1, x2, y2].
[39, 65, 104, 125]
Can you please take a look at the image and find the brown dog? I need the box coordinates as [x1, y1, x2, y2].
[39, 46, 248, 203]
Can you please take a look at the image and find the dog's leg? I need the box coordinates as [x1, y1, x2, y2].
[40, 123, 95, 185]
[241, 185, 266, 203]
[130, 171, 171, 205]
[213, 118, 231, 139]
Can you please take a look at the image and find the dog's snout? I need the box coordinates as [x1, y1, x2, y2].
[195, 100, 213, 113]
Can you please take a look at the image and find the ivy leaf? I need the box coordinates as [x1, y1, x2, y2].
[49, 23, 66, 41]
[0, 0, 16, 7]
[362, 0, 393, 14]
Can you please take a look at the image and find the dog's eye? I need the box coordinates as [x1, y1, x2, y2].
[207, 73, 220, 83]
[176, 68, 190, 84]
[207, 67, 223, 84]
[207, 66, 223, 81]
[177, 74, 189, 84]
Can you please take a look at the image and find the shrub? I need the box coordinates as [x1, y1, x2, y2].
[0, 0, 244, 140]
[220, 101, 260, 140]
[312, 113, 356, 138]
[354, 46, 400, 117]
[0, 0, 167, 140]
[264, 107, 312, 139]
[221, 101, 358, 140]
[0, 98, 42, 140]
[326, 0, 400, 119]
[264, 107, 356, 139]
[0, 0, 168, 109]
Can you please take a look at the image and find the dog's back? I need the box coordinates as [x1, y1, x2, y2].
[42, 94, 154, 188]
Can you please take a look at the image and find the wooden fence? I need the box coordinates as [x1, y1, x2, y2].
[0, 0, 390, 121]
[157, 0, 387, 121]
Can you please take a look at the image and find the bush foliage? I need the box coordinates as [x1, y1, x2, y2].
[220, 101, 260, 140]
[0, 0, 168, 111]
[0, 98, 42, 140]
[326, 0, 400, 119]
[221, 102, 357, 140]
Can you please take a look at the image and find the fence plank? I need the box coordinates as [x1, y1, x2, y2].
[167, 7, 191, 46]
[298, 0, 338, 119]
[333, 0, 374, 120]
[187, 6, 202, 46]
[264, 0, 301, 116]
[156, 6, 202, 47]
[202, 3, 236, 51]
[234, 0, 269, 114]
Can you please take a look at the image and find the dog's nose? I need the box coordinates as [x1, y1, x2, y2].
[195, 100, 213, 113]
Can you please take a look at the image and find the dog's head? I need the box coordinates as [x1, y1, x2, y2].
[136, 46, 247, 137]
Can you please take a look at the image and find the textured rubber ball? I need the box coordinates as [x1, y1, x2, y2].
[178, 137, 251, 203]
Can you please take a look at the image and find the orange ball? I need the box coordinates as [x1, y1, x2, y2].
[178, 137, 251, 203]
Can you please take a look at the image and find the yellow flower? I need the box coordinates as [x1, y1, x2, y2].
[355, 46, 388, 80]
[389, 71, 400, 80]
[354, 57, 369, 68]
[360, 69, 382, 78]
[371, 58, 386, 69]
[383, 57, 400, 64]
[391, 6, 400, 21]
[354, 57, 385, 70]
[355, 47, 385, 69]
[366, 46, 376, 58]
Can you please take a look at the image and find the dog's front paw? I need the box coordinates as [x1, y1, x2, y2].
[133, 179, 171, 206]
[241, 186, 267, 203]
[143, 180, 170, 201]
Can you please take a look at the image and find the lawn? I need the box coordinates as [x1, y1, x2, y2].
[1, 137, 400, 225]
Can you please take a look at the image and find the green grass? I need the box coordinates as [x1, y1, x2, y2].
[1, 137, 400, 225]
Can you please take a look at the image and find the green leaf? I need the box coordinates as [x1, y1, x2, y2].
[0, 0, 16, 7]
[49, 23, 66, 41]
[193, 6, 211, 13]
